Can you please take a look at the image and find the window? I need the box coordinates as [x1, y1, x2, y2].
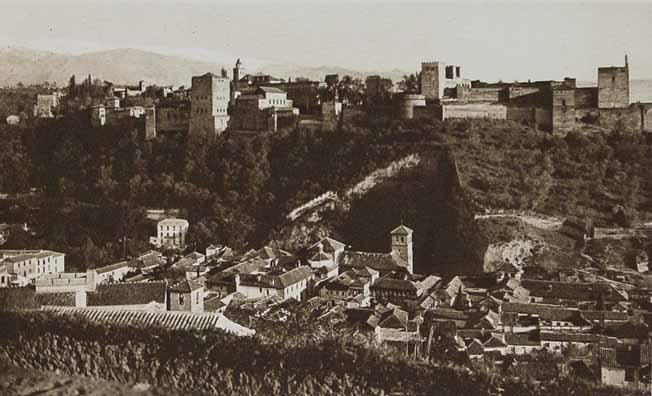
[179, 293, 185, 306]
[445, 66, 454, 79]
[625, 368, 635, 382]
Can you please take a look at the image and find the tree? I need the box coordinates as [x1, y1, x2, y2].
[337, 75, 365, 106]
[398, 73, 420, 94]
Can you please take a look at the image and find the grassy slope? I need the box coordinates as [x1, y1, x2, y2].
[444, 119, 652, 226]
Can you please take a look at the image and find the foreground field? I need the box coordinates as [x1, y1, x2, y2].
[0, 364, 183, 396]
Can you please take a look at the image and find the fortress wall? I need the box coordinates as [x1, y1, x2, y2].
[442, 104, 507, 120]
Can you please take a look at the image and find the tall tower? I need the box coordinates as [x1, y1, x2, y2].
[420, 62, 442, 100]
[233, 59, 245, 87]
[189, 73, 231, 135]
[597, 57, 629, 109]
[232, 58, 245, 103]
[391, 225, 413, 273]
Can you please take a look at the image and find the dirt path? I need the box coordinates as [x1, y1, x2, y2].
[474, 213, 564, 230]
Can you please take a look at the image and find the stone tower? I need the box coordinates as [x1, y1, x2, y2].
[233, 59, 245, 89]
[391, 225, 413, 274]
[420, 62, 441, 100]
[189, 73, 230, 135]
[597, 56, 629, 109]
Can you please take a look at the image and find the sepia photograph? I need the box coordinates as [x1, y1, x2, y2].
[1, 0, 652, 394]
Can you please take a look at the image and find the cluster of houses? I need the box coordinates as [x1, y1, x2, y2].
[31, 59, 343, 138]
[3, 213, 652, 390]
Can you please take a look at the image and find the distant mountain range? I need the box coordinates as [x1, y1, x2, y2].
[0, 46, 408, 88]
[0, 47, 225, 87]
[1, 46, 651, 102]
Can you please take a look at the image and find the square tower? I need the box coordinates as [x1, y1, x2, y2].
[420, 62, 441, 100]
[391, 225, 413, 274]
[598, 61, 629, 109]
[551, 86, 576, 133]
[189, 73, 231, 135]
[421, 61, 465, 100]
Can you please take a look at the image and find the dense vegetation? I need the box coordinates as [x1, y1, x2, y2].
[0, 310, 643, 396]
[447, 119, 652, 226]
[1, 104, 650, 271]
[0, 112, 420, 269]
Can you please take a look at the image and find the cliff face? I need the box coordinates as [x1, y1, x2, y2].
[276, 148, 486, 277]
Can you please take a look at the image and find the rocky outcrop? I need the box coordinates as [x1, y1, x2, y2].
[483, 237, 547, 272]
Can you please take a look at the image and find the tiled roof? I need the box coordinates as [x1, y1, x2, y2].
[371, 277, 418, 292]
[87, 281, 167, 306]
[277, 266, 313, 288]
[129, 251, 161, 269]
[309, 251, 331, 262]
[502, 302, 628, 322]
[42, 306, 255, 336]
[170, 279, 203, 293]
[415, 275, 441, 291]
[311, 237, 346, 253]
[325, 272, 367, 290]
[96, 261, 130, 274]
[239, 266, 313, 289]
[521, 280, 626, 302]
[390, 225, 413, 235]
[539, 332, 601, 343]
[338, 250, 407, 273]
[3, 250, 63, 263]
[158, 218, 188, 226]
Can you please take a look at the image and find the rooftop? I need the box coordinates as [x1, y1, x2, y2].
[338, 250, 408, 273]
[371, 277, 418, 292]
[42, 306, 255, 335]
[158, 218, 189, 226]
[95, 261, 131, 274]
[312, 237, 346, 253]
[170, 279, 203, 293]
[390, 225, 413, 235]
[239, 266, 313, 290]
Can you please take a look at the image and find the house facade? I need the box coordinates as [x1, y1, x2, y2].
[152, 218, 189, 250]
[1, 250, 65, 284]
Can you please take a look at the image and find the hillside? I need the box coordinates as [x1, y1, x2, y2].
[276, 117, 652, 278]
[0, 46, 410, 88]
[0, 47, 225, 87]
[257, 63, 408, 84]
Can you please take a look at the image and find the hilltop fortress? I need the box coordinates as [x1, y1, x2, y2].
[43, 56, 651, 137]
[391, 56, 652, 134]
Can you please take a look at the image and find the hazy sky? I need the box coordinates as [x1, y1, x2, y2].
[2, 0, 651, 82]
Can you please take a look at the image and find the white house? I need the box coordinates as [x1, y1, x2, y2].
[151, 218, 189, 249]
[95, 261, 133, 284]
[1, 250, 65, 283]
